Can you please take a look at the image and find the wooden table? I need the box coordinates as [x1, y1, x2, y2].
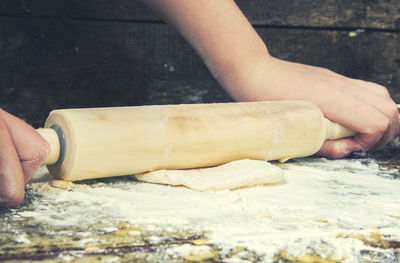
[1, 149, 399, 263]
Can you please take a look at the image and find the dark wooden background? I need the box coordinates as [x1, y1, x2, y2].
[0, 0, 399, 127]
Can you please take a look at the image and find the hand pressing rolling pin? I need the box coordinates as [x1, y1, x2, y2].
[1, 0, 399, 207]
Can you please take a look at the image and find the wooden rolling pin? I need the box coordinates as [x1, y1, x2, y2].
[36, 101, 355, 181]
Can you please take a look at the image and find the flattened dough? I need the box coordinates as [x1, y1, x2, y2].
[135, 159, 283, 191]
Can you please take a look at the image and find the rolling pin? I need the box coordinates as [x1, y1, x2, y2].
[36, 101, 355, 181]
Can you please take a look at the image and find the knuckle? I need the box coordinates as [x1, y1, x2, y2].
[372, 83, 391, 97]
[388, 103, 399, 119]
[371, 117, 389, 135]
[378, 84, 390, 93]
[319, 67, 335, 76]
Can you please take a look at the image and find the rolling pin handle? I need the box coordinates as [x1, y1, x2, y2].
[36, 125, 66, 165]
[324, 118, 357, 140]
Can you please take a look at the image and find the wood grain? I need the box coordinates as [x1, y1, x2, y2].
[0, 0, 399, 29]
[0, 1, 399, 125]
[0, 17, 399, 126]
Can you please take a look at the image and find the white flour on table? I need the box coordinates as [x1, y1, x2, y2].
[19, 158, 400, 262]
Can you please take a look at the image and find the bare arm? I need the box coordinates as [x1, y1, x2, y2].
[144, 0, 269, 96]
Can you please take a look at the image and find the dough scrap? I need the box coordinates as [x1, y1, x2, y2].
[49, 180, 80, 190]
[135, 159, 284, 191]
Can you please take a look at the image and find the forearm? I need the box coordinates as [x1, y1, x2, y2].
[142, 0, 269, 98]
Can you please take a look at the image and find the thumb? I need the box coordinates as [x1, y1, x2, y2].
[1, 110, 49, 182]
[0, 113, 25, 206]
[317, 137, 368, 159]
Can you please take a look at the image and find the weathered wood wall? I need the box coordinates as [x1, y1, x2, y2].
[0, 0, 399, 126]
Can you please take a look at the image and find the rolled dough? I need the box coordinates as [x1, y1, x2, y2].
[49, 180, 80, 190]
[135, 159, 284, 191]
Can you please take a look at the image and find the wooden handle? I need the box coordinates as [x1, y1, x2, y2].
[36, 128, 61, 165]
[324, 118, 356, 140]
[37, 101, 356, 181]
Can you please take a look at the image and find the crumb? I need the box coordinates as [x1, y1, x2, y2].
[49, 180, 80, 190]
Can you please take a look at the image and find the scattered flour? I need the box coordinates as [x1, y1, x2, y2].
[15, 234, 31, 244]
[22, 158, 400, 262]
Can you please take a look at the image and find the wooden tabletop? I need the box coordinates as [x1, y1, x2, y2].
[1, 149, 399, 263]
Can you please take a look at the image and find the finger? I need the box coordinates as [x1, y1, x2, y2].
[372, 108, 400, 149]
[319, 93, 389, 151]
[0, 114, 25, 207]
[317, 137, 366, 159]
[351, 82, 400, 149]
[1, 110, 49, 182]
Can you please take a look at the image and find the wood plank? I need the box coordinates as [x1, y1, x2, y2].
[0, 0, 399, 30]
[237, 0, 400, 30]
[0, 17, 399, 126]
[1, 154, 399, 262]
[0, 0, 153, 21]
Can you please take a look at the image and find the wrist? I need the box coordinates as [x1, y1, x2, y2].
[217, 50, 275, 102]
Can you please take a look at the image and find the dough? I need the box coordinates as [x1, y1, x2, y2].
[49, 180, 79, 190]
[135, 159, 283, 191]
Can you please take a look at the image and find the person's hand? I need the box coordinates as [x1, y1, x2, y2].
[225, 55, 399, 158]
[0, 109, 48, 207]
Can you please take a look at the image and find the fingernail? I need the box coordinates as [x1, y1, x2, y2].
[348, 149, 368, 158]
